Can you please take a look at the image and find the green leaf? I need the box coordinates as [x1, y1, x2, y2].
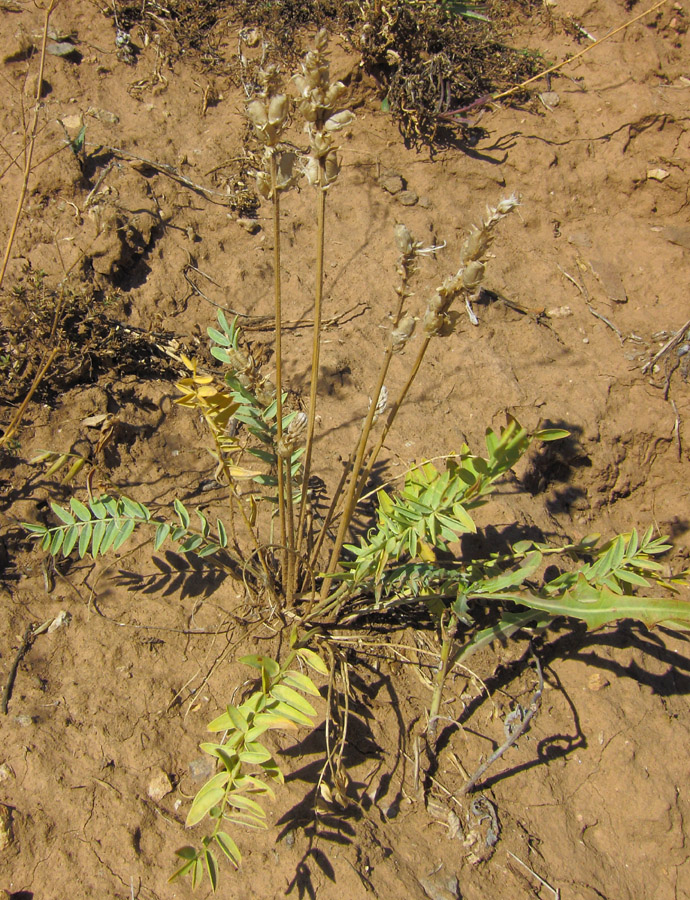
[191, 858, 204, 889]
[121, 497, 149, 520]
[50, 528, 65, 556]
[112, 517, 136, 551]
[50, 502, 75, 526]
[70, 498, 91, 522]
[204, 848, 218, 892]
[533, 428, 570, 441]
[99, 518, 120, 555]
[179, 535, 204, 553]
[240, 655, 280, 678]
[186, 786, 226, 827]
[78, 522, 92, 558]
[91, 518, 106, 556]
[214, 831, 241, 868]
[168, 848, 199, 883]
[208, 326, 231, 346]
[154, 522, 171, 550]
[62, 524, 79, 557]
[295, 648, 328, 675]
[225, 793, 265, 816]
[238, 744, 274, 765]
[272, 700, 314, 727]
[174, 498, 190, 528]
[90, 499, 107, 519]
[217, 518, 228, 548]
[270, 684, 317, 718]
[281, 670, 322, 698]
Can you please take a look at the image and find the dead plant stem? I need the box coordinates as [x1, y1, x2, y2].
[297, 172, 328, 553]
[270, 154, 288, 584]
[492, 0, 671, 103]
[0, 0, 58, 290]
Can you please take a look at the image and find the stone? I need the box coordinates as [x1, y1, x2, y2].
[0, 804, 13, 852]
[379, 172, 404, 194]
[646, 167, 670, 182]
[398, 190, 418, 206]
[147, 768, 173, 802]
[188, 756, 216, 783]
[237, 217, 261, 234]
[87, 106, 120, 125]
[418, 870, 460, 900]
[588, 257, 627, 303]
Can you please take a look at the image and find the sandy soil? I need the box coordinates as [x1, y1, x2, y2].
[1, 1, 690, 898]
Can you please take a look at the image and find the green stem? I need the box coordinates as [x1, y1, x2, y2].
[427, 615, 456, 746]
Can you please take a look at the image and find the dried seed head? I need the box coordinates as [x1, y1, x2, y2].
[423, 309, 450, 336]
[495, 193, 520, 216]
[314, 28, 329, 52]
[462, 260, 485, 292]
[277, 411, 308, 458]
[391, 314, 416, 352]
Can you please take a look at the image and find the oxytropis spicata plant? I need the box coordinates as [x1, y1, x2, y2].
[24, 29, 690, 892]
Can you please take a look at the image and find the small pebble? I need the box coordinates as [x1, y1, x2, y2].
[398, 190, 418, 206]
[0, 804, 13, 852]
[379, 172, 404, 194]
[188, 756, 216, 782]
[87, 106, 120, 125]
[237, 217, 261, 234]
[147, 768, 173, 802]
[14, 714, 34, 727]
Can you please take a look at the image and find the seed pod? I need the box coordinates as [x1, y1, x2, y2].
[423, 309, 447, 336]
[267, 94, 288, 127]
[324, 109, 354, 132]
[292, 74, 310, 97]
[460, 226, 491, 263]
[287, 411, 308, 441]
[246, 99, 268, 130]
[462, 260, 485, 292]
[324, 152, 340, 185]
[391, 314, 416, 352]
[394, 224, 414, 256]
[325, 82, 346, 108]
[314, 29, 329, 52]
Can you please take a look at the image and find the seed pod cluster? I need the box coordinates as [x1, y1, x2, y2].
[423, 194, 520, 334]
[293, 29, 354, 189]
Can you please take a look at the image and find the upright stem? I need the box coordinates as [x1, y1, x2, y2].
[297, 167, 327, 553]
[270, 154, 288, 587]
[320, 347, 394, 600]
[354, 336, 431, 505]
[427, 615, 456, 746]
[285, 453, 297, 603]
